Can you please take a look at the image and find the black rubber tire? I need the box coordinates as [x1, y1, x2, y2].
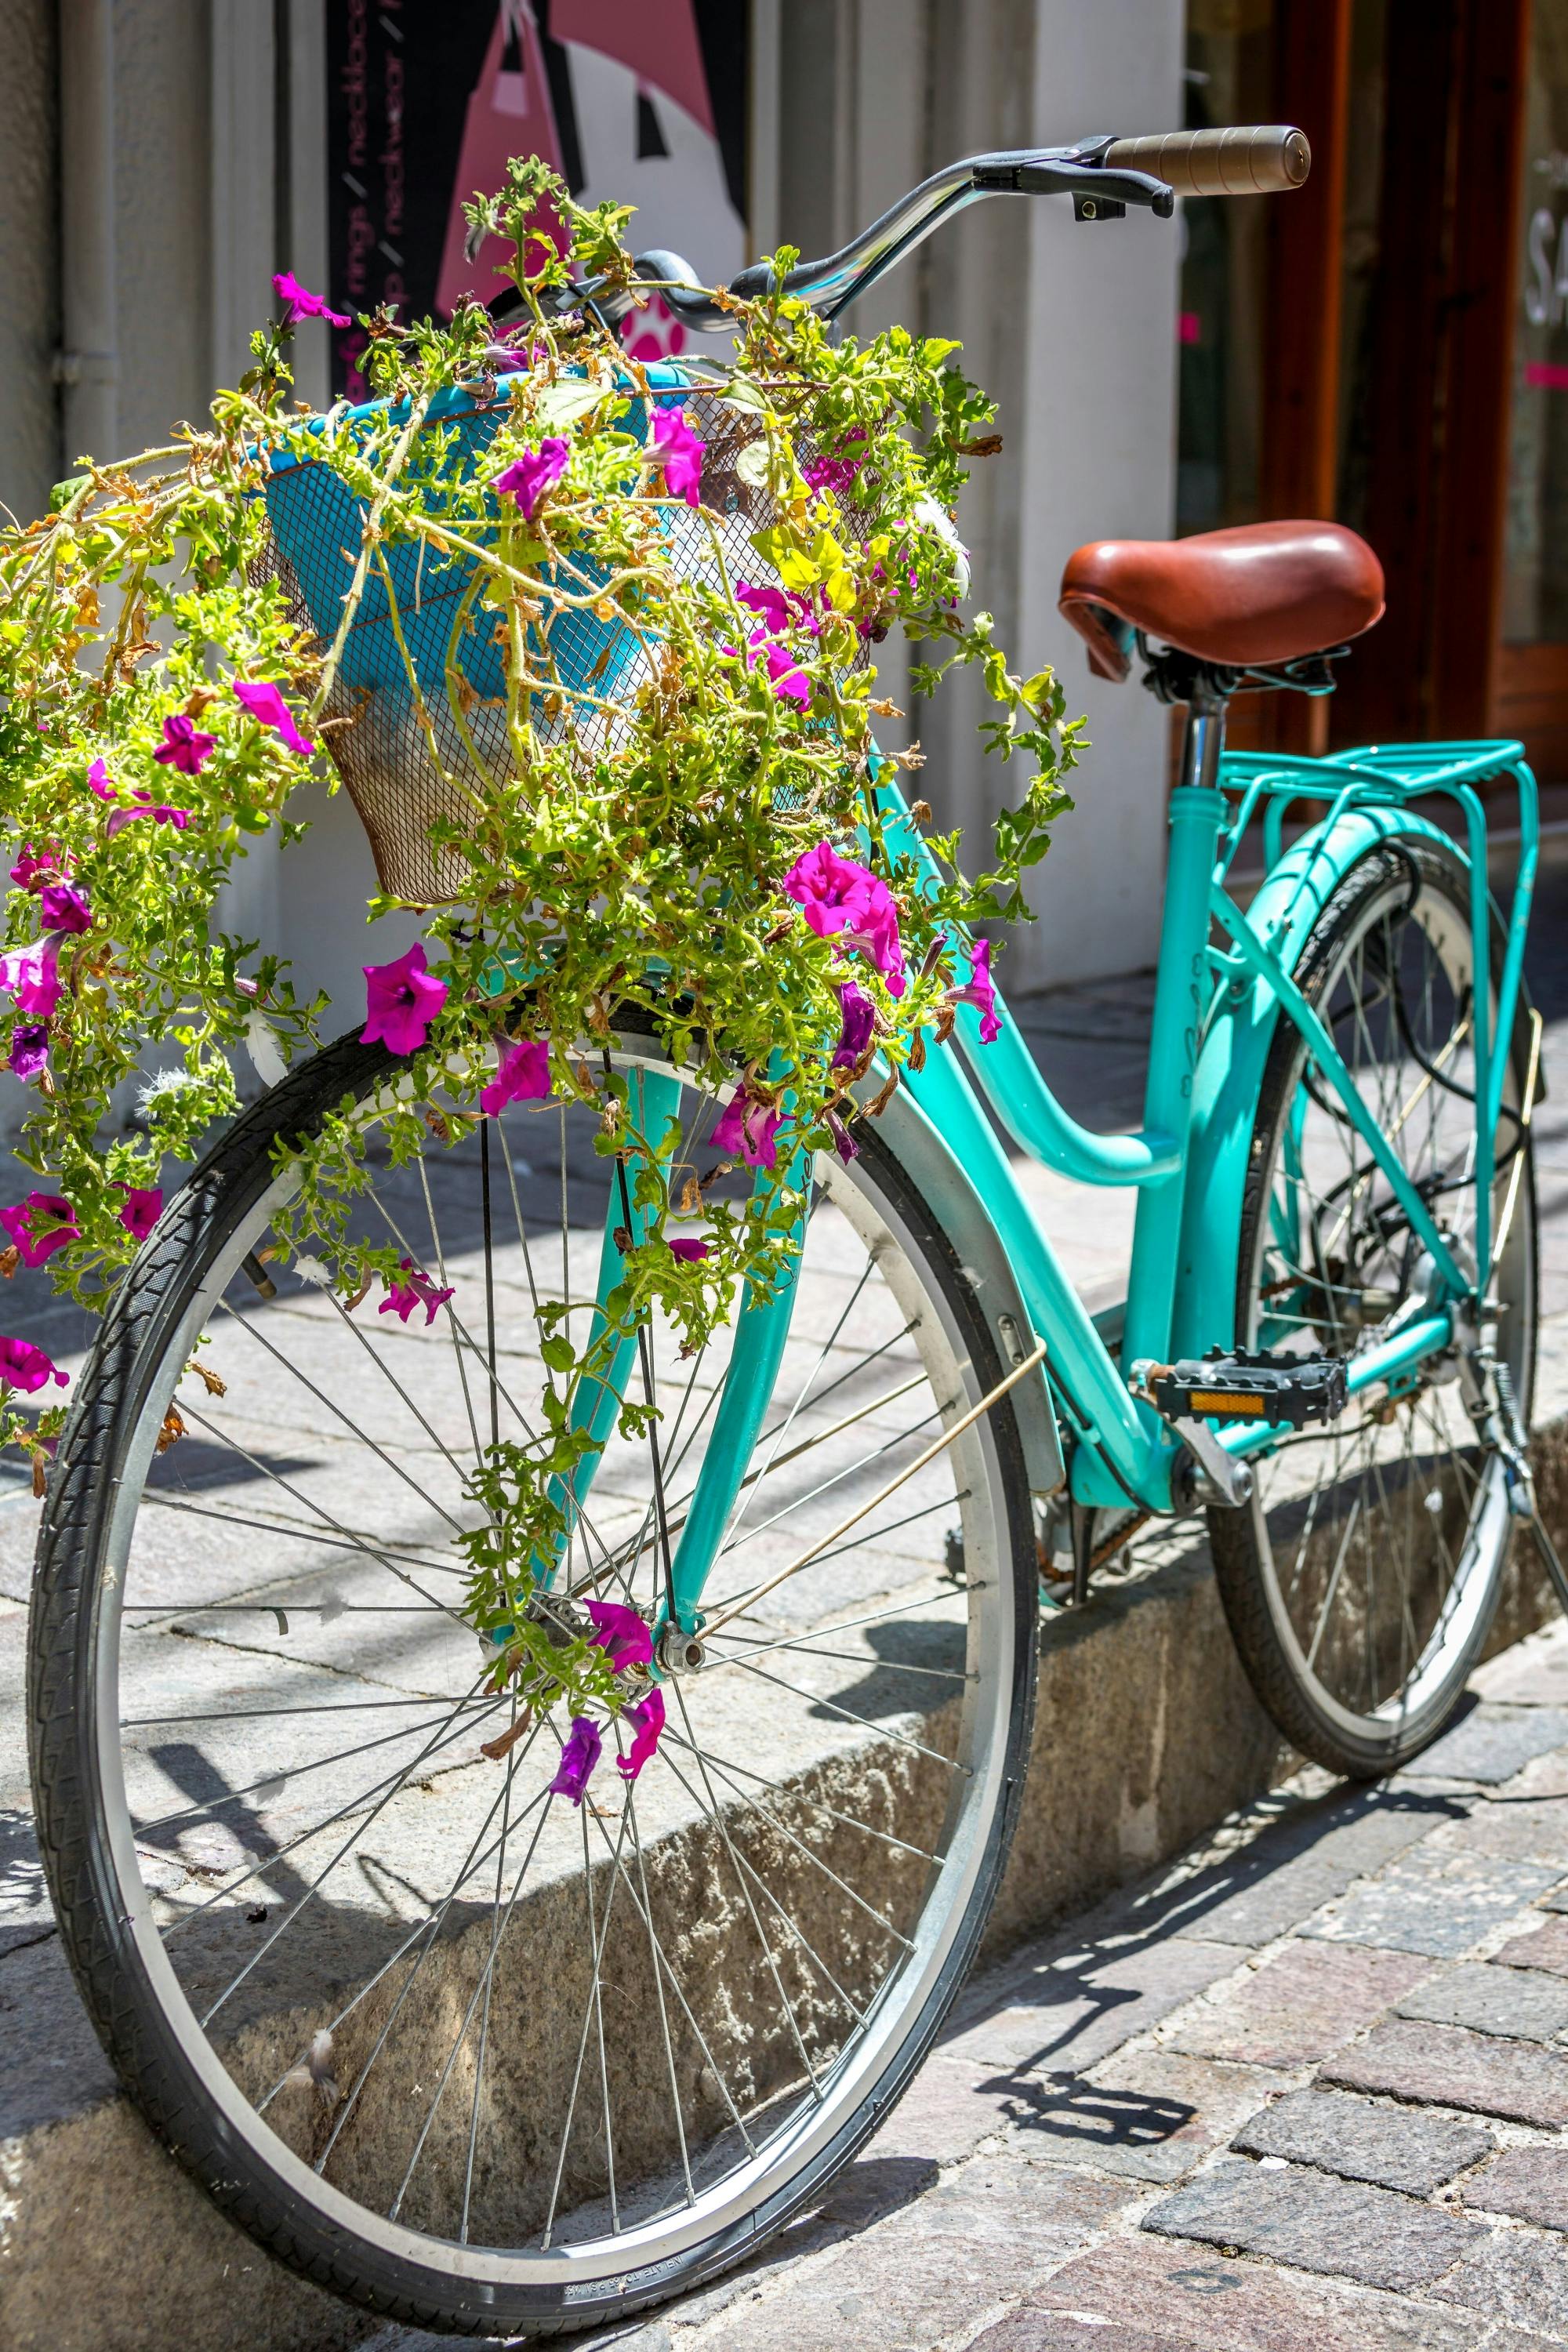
[1210, 838, 1537, 1778]
[28, 1031, 1038, 2338]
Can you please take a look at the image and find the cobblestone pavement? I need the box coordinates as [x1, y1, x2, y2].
[368, 1615, 1568, 2352]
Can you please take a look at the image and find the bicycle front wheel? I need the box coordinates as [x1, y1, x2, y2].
[30, 1027, 1035, 2337]
[1211, 837, 1537, 1776]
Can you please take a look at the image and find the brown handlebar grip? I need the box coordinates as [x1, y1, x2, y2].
[1102, 125, 1311, 198]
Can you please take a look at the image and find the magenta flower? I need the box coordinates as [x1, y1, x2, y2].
[0, 1192, 79, 1267]
[802, 454, 864, 498]
[669, 1236, 710, 1263]
[549, 1715, 604, 1806]
[480, 1037, 550, 1116]
[9, 844, 65, 892]
[118, 1186, 163, 1240]
[782, 841, 906, 996]
[378, 1258, 456, 1327]
[494, 437, 571, 522]
[361, 942, 448, 1055]
[616, 1686, 666, 1783]
[825, 1105, 860, 1162]
[154, 714, 216, 775]
[272, 270, 351, 328]
[585, 1599, 653, 1675]
[753, 634, 811, 706]
[86, 758, 116, 803]
[950, 937, 1000, 1044]
[0, 937, 64, 1021]
[0, 1335, 68, 1394]
[8, 1024, 49, 1081]
[712, 1087, 784, 1170]
[106, 797, 191, 838]
[735, 581, 818, 637]
[38, 881, 89, 937]
[833, 981, 876, 1072]
[234, 679, 315, 757]
[650, 405, 706, 506]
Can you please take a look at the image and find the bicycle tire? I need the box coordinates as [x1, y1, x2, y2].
[30, 1027, 1037, 2337]
[1210, 837, 1537, 1776]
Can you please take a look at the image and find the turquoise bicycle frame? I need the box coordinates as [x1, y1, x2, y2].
[583, 717, 1540, 1638]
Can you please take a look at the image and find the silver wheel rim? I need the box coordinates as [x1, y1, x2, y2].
[84, 1047, 1018, 2293]
[1242, 869, 1533, 1748]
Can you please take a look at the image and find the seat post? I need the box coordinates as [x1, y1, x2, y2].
[1120, 679, 1230, 1376]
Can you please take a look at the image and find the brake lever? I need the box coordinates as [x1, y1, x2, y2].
[971, 154, 1175, 219]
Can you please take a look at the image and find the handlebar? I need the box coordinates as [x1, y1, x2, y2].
[1103, 125, 1310, 198]
[485, 125, 1309, 336]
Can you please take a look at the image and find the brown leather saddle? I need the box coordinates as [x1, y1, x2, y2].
[1058, 519, 1385, 686]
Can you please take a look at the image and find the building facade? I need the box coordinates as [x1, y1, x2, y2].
[2, 0, 1189, 1027]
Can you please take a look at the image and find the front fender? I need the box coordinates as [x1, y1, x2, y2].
[1171, 804, 1454, 1361]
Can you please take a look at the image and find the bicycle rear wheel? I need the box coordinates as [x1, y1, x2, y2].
[30, 1026, 1035, 2336]
[1211, 837, 1537, 1776]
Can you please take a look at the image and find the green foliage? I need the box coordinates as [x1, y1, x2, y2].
[0, 155, 1083, 1708]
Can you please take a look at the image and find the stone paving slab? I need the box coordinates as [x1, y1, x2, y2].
[1461, 2147, 1568, 2232]
[1142, 2155, 1486, 2292]
[1163, 1940, 1434, 2067]
[1394, 1958, 1568, 2042]
[1299, 1849, 1565, 1957]
[1000, 2049, 1271, 2183]
[1432, 2228, 1568, 2336]
[1232, 2087, 1494, 2195]
[1497, 1913, 1568, 1975]
[1401, 1704, 1568, 1786]
[1321, 2018, 1568, 2127]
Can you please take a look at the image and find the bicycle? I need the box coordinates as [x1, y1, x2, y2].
[27, 122, 1555, 2337]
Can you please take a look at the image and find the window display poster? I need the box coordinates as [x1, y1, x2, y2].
[327, 0, 750, 396]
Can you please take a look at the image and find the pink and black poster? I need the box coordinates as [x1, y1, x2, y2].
[327, 0, 750, 396]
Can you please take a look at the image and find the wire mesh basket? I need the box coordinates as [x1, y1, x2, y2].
[257, 375, 867, 907]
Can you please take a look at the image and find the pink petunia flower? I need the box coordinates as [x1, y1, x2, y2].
[833, 979, 877, 1070]
[86, 758, 117, 803]
[615, 1685, 666, 1782]
[118, 1186, 164, 1240]
[480, 1037, 551, 1116]
[0, 937, 64, 1022]
[9, 844, 67, 892]
[669, 1236, 710, 1263]
[38, 881, 89, 937]
[106, 797, 191, 838]
[361, 942, 448, 1055]
[0, 1335, 68, 1394]
[154, 714, 216, 775]
[494, 437, 570, 522]
[273, 270, 351, 328]
[549, 1715, 603, 1806]
[950, 936, 1000, 1044]
[0, 1192, 79, 1267]
[782, 841, 906, 996]
[712, 1087, 784, 1171]
[650, 405, 706, 506]
[752, 634, 811, 706]
[234, 679, 315, 757]
[585, 1599, 653, 1675]
[8, 1024, 49, 1081]
[378, 1258, 456, 1327]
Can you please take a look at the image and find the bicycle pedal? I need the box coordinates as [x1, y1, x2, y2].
[1141, 1348, 1347, 1432]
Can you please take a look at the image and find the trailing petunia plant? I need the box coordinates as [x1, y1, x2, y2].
[0, 154, 1082, 1725]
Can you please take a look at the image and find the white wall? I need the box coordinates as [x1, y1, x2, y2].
[1016, 1, 1185, 989]
[789, 0, 1186, 995]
